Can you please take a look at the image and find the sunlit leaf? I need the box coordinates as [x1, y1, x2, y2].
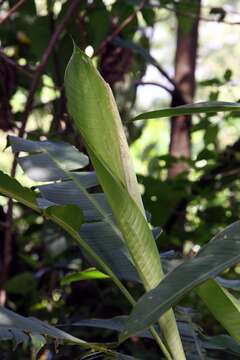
[61, 268, 109, 285]
[132, 101, 240, 121]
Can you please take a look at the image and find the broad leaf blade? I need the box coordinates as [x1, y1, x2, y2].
[8, 137, 141, 284]
[197, 279, 240, 342]
[44, 204, 84, 232]
[39, 183, 112, 221]
[120, 221, 240, 341]
[0, 171, 124, 294]
[132, 101, 240, 121]
[9, 135, 89, 182]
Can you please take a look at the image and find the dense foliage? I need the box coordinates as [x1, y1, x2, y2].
[1, 1, 240, 359]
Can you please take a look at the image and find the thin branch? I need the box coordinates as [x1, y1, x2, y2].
[0, 0, 26, 24]
[135, 80, 173, 94]
[95, 0, 147, 55]
[0, 49, 34, 79]
[19, 0, 80, 139]
[162, 3, 240, 26]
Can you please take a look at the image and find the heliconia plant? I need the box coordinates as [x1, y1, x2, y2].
[0, 43, 240, 359]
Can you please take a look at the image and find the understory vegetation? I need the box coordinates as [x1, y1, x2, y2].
[1, 1, 240, 359]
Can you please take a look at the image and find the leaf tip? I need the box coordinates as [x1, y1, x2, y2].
[118, 330, 130, 344]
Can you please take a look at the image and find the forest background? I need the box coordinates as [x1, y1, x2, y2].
[1, 0, 240, 358]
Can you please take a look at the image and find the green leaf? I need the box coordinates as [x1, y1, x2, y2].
[61, 268, 109, 285]
[0, 305, 87, 347]
[65, 43, 185, 359]
[44, 204, 84, 232]
[8, 136, 143, 292]
[9, 135, 89, 181]
[0, 170, 38, 211]
[0, 170, 129, 304]
[132, 101, 240, 121]
[197, 279, 240, 342]
[120, 221, 240, 342]
[72, 315, 198, 345]
[5, 272, 37, 295]
[30, 334, 46, 359]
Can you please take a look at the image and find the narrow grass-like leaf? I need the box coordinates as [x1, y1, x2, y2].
[197, 279, 240, 342]
[65, 43, 185, 360]
[132, 101, 240, 121]
[120, 221, 240, 342]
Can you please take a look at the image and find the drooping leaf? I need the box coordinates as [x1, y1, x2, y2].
[120, 221, 240, 341]
[132, 101, 240, 121]
[197, 279, 240, 342]
[8, 136, 139, 284]
[65, 43, 185, 359]
[72, 316, 153, 339]
[72, 315, 201, 345]
[0, 170, 129, 297]
[0, 306, 87, 347]
[0, 170, 38, 211]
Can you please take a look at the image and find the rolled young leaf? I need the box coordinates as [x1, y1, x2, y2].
[65, 44, 185, 359]
[132, 101, 240, 121]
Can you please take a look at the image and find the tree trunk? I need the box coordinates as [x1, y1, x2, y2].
[169, 0, 201, 178]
